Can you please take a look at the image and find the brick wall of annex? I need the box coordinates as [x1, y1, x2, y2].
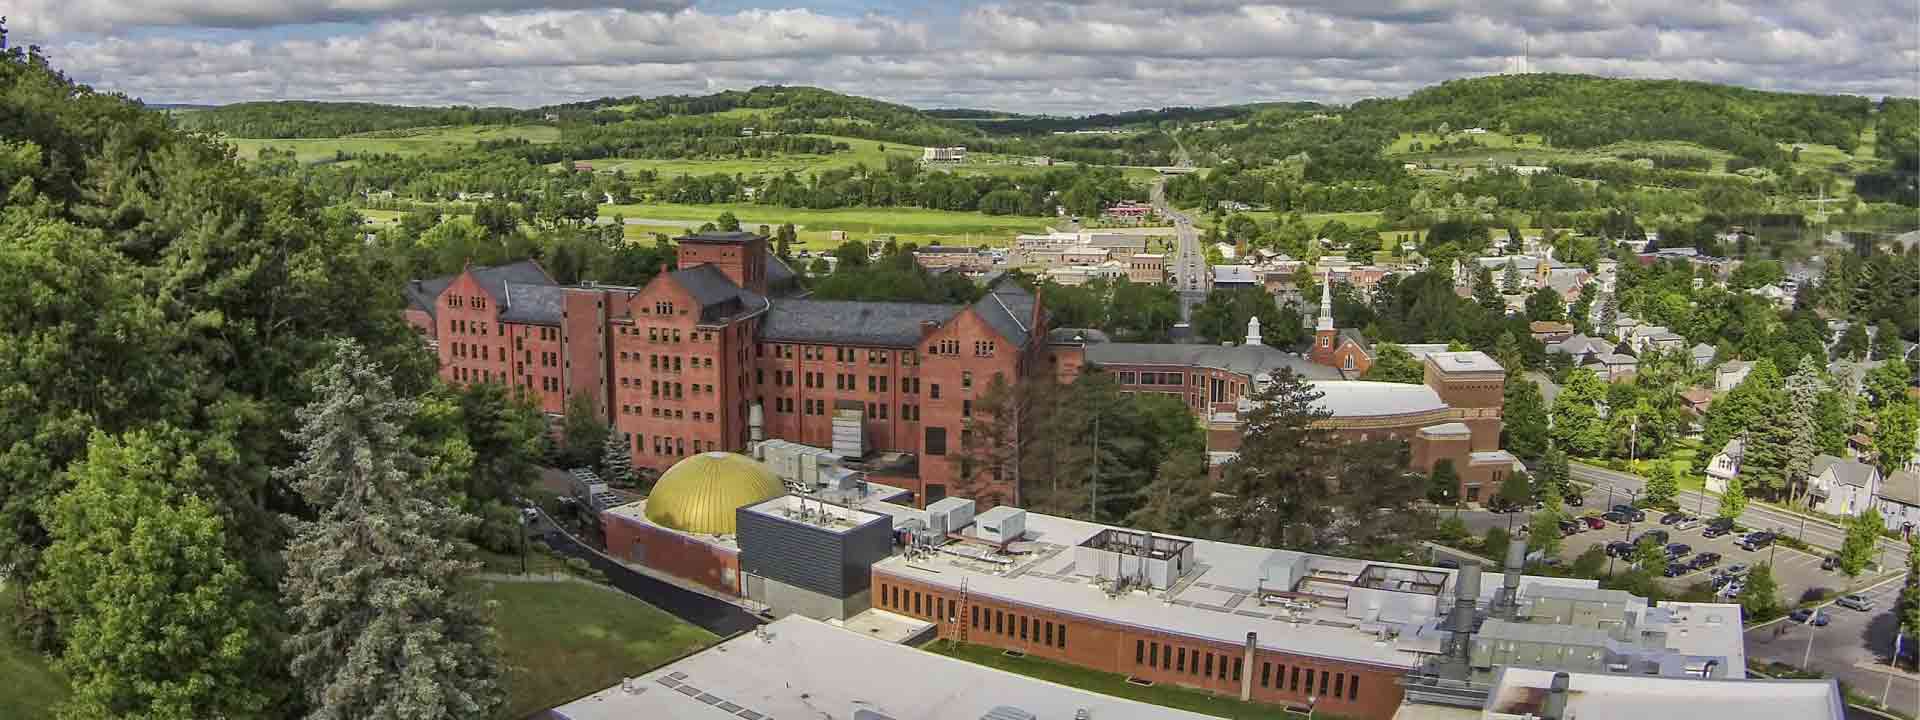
[602, 512, 740, 596]
[872, 570, 1406, 720]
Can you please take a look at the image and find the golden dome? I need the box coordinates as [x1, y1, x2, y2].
[644, 452, 785, 535]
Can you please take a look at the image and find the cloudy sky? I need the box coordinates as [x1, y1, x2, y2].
[8, 1, 1916, 113]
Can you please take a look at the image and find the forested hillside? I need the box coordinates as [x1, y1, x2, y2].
[177, 100, 528, 137]
[1350, 73, 1875, 164]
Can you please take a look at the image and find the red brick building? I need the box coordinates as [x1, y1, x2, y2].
[405, 231, 1047, 506]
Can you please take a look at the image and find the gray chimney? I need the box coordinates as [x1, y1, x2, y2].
[1502, 538, 1527, 619]
[1452, 564, 1481, 660]
[1542, 671, 1570, 720]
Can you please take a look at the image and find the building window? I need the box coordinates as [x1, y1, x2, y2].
[925, 427, 946, 455]
[1149, 643, 1159, 666]
[1019, 616, 1027, 641]
[1234, 658, 1242, 681]
[1262, 662, 1272, 688]
[1119, 371, 1136, 384]
[1204, 653, 1213, 677]
[961, 371, 973, 389]
[1177, 648, 1185, 672]
[994, 610, 1003, 635]
[962, 400, 972, 418]
[1136, 640, 1145, 664]
[971, 605, 980, 628]
[1334, 672, 1344, 699]
[1291, 667, 1300, 692]
[1319, 670, 1329, 696]
[930, 383, 941, 399]
[1350, 674, 1360, 700]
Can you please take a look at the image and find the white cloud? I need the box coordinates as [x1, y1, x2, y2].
[17, 0, 1916, 112]
[8, 0, 690, 34]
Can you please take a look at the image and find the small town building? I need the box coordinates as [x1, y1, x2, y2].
[1808, 454, 1882, 517]
[1705, 438, 1742, 494]
[1877, 469, 1920, 536]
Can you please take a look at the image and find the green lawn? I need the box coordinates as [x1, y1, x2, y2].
[489, 581, 716, 719]
[599, 201, 1057, 243]
[227, 124, 562, 163]
[924, 641, 1354, 720]
[0, 591, 69, 719]
[1388, 130, 1548, 154]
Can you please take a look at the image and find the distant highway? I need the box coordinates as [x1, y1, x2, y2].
[1151, 176, 1209, 323]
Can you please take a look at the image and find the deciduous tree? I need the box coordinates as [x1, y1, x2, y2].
[1502, 374, 1549, 460]
[1550, 368, 1609, 456]
[1838, 511, 1883, 577]
[1643, 462, 1678, 509]
[1874, 400, 1920, 473]
[1738, 562, 1781, 620]
[1360, 344, 1425, 383]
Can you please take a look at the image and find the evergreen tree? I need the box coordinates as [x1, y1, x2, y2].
[1718, 475, 1749, 519]
[1472, 266, 1504, 314]
[1127, 449, 1217, 537]
[1502, 374, 1549, 460]
[1528, 509, 1563, 556]
[1782, 357, 1824, 503]
[1738, 562, 1782, 620]
[559, 390, 609, 469]
[279, 341, 503, 720]
[1540, 449, 1573, 500]
[1497, 470, 1533, 510]
[1835, 322, 1870, 361]
[1596, 293, 1618, 337]
[1900, 539, 1920, 667]
[1501, 260, 1522, 294]
[1872, 319, 1903, 361]
[33, 430, 275, 720]
[1838, 511, 1882, 577]
[1428, 459, 1460, 505]
[601, 429, 634, 486]
[776, 223, 796, 259]
[1525, 286, 1567, 322]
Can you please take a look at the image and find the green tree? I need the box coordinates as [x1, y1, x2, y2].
[1634, 536, 1668, 572]
[1497, 470, 1532, 510]
[1502, 375, 1549, 460]
[279, 341, 503, 719]
[1866, 361, 1912, 410]
[1472, 266, 1504, 313]
[1571, 545, 1607, 577]
[1782, 358, 1824, 503]
[33, 430, 275, 720]
[602, 428, 635, 486]
[1874, 400, 1920, 473]
[776, 223, 796, 259]
[1539, 449, 1573, 500]
[1528, 510, 1563, 556]
[1360, 343, 1425, 383]
[1835, 322, 1870, 361]
[1525, 286, 1567, 322]
[1643, 462, 1678, 509]
[560, 390, 609, 469]
[1428, 459, 1460, 505]
[1738, 562, 1782, 620]
[1837, 511, 1882, 577]
[1550, 368, 1609, 456]
[1501, 260, 1522, 294]
[1718, 475, 1749, 519]
[1900, 539, 1920, 665]
[715, 211, 742, 232]
[1872, 319, 1903, 361]
[1127, 449, 1217, 537]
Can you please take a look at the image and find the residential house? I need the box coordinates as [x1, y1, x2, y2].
[1808, 454, 1882, 517]
[1705, 438, 1742, 494]
[1749, 283, 1794, 310]
[1612, 315, 1644, 342]
[1594, 353, 1639, 382]
[1878, 469, 1920, 536]
[1546, 334, 1611, 365]
[1680, 388, 1713, 415]
[1627, 325, 1685, 353]
[1529, 321, 1575, 343]
[1212, 265, 1259, 290]
[912, 246, 993, 273]
[1715, 360, 1754, 392]
[1690, 342, 1717, 368]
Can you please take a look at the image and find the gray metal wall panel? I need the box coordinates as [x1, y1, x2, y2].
[737, 508, 890, 598]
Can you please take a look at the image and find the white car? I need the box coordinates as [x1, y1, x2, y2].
[1836, 594, 1876, 611]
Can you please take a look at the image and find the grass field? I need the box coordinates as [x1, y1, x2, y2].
[1389, 130, 1548, 154]
[600, 201, 1058, 245]
[227, 124, 561, 163]
[925, 640, 1355, 720]
[0, 591, 69, 719]
[489, 581, 716, 719]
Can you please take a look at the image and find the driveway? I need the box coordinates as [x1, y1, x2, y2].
[1746, 575, 1916, 713]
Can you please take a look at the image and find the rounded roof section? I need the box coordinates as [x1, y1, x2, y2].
[644, 452, 785, 535]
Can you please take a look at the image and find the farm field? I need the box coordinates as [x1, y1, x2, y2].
[599, 201, 1059, 246]
[580, 133, 1131, 182]
[225, 124, 561, 163]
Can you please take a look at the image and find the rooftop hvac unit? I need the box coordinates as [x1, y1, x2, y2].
[976, 507, 1026, 544]
[821, 465, 864, 491]
[925, 497, 976, 536]
[831, 408, 867, 459]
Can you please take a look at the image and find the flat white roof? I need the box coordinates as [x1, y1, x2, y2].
[1426, 350, 1504, 374]
[871, 509, 1599, 669]
[548, 615, 1223, 720]
[1485, 667, 1841, 720]
[741, 495, 888, 535]
[1314, 381, 1448, 417]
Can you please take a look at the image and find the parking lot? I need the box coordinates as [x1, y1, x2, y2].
[1552, 507, 1859, 606]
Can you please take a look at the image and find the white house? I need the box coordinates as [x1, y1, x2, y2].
[1879, 469, 1920, 536]
[1690, 342, 1718, 368]
[1546, 334, 1611, 365]
[1715, 360, 1754, 392]
[1809, 454, 1881, 517]
[1705, 438, 1743, 494]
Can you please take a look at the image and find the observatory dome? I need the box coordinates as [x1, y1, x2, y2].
[643, 451, 785, 535]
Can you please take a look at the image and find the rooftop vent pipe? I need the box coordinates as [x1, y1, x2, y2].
[1542, 671, 1570, 720]
[1452, 564, 1481, 660]
[1502, 538, 1527, 619]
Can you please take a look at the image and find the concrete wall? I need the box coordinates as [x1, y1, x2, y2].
[748, 575, 870, 621]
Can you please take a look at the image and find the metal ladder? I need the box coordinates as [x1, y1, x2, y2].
[957, 577, 971, 644]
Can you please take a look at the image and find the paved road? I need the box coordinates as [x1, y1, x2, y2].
[532, 512, 763, 637]
[1150, 177, 1208, 322]
[1571, 462, 1908, 567]
[1746, 575, 1916, 714]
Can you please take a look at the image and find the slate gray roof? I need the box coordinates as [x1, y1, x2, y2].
[765, 253, 797, 289]
[1813, 454, 1878, 488]
[1691, 343, 1717, 365]
[973, 281, 1040, 347]
[1338, 328, 1372, 354]
[678, 230, 763, 244]
[404, 260, 554, 320]
[1082, 343, 1346, 380]
[1047, 327, 1111, 345]
[668, 265, 768, 324]
[1881, 470, 1920, 507]
[498, 283, 564, 325]
[758, 299, 959, 347]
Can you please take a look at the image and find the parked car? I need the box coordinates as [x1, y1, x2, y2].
[1601, 511, 1626, 524]
[1559, 519, 1582, 536]
[1736, 531, 1776, 551]
[1606, 541, 1635, 558]
[1660, 512, 1688, 525]
[1637, 529, 1670, 546]
[1664, 562, 1692, 577]
[1691, 552, 1722, 569]
[1711, 574, 1734, 590]
[1565, 492, 1585, 507]
[1820, 555, 1839, 571]
[1612, 504, 1635, 515]
[1665, 543, 1692, 559]
[1725, 562, 1751, 577]
[1489, 497, 1523, 513]
[1674, 516, 1702, 531]
[1583, 516, 1609, 530]
[1789, 608, 1831, 626]
[1837, 594, 1876, 611]
[1704, 518, 1736, 538]
[1625, 508, 1646, 522]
